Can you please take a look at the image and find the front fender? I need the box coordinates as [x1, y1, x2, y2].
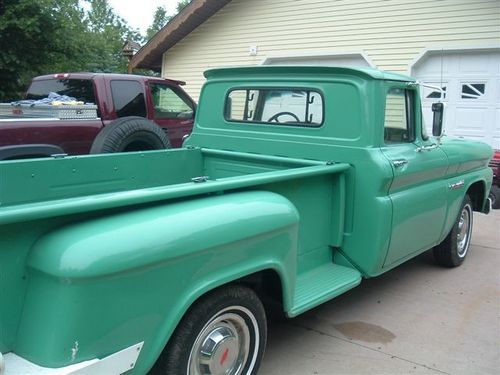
[441, 169, 492, 242]
[16, 191, 300, 371]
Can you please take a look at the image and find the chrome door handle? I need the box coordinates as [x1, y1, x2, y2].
[416, 143, 438, 152]
[392, 159, 408, 168]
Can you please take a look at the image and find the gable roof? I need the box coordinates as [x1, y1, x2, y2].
[129, 0, 232, 72]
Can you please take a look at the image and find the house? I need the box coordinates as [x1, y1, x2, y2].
[130, 0, 500, 148]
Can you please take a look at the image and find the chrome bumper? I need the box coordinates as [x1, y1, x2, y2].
[1, 342, 143, 375]
[484, 197, 492, 214]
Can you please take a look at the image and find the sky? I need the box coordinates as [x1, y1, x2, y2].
[107, 0, 180, 35]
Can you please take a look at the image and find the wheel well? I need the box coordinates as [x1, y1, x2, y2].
[234, 269, 284, 309]
[0, 144, 65, 161]
[216, 269, 287, 321]
[152, 269, 285, 371]
[467, 181, 485, 211]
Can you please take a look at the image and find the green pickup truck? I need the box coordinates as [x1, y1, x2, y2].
[0, 66, 492, 375]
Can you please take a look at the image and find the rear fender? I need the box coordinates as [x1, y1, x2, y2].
[17, 191, 299, 371]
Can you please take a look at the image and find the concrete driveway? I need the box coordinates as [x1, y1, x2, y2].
[260, 210, 500, 375]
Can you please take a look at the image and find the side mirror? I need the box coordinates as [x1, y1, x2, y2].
[432, 102, 444, 137]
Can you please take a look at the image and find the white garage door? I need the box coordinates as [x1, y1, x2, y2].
[413, 50, 500, 149]
[263, 53, 371, 67]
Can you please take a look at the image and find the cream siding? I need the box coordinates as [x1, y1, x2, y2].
[162, 0, 500, 100]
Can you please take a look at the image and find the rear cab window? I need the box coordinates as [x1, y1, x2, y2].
[26, 79, 96, 104]
[225, 88, 324, 127]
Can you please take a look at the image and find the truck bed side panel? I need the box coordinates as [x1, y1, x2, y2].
[0, 119, 103, 155]
[14, 191, 299, 371]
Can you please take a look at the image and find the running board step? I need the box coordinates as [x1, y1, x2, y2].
[289, 263, 362, 317]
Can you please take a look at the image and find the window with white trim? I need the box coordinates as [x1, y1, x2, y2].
[461, 83, 486, 100]
[422, 83, 447, 101]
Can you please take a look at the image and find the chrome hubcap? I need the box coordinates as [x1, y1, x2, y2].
[457, 203, 472, 258]
[188, 307, 257, 375]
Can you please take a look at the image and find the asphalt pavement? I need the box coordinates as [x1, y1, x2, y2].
[260, 209, 500, 375]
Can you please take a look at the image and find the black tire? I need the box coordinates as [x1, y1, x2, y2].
[433, 195, 473, 267]
[489, 185, 500, 209]
[151, 285, 267, 375]
[90, 116, 170, 154]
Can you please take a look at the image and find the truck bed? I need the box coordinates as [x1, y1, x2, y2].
[0, 148, 348, 225]
[0, 148, 349, 357]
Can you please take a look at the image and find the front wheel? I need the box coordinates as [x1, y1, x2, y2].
[433, 195, 473, 267]
[152, 285, 267, 375]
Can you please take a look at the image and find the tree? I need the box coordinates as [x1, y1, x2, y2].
[146, 6, 170, 40]
[85, 0, 142, 72]
[0, 0, 87, 100]
[143, 0, 191, 43]
[176, 0, 191, 13]
[0, 0, 142, 101]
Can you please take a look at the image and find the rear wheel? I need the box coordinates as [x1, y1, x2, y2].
[433, 195, 473, 267]
[90, 116, 170, 154]
[152, 285, 267, 375]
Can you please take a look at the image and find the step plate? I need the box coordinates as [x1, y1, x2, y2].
[290, 263, 361, 317]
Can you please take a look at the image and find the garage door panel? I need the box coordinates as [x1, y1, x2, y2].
[455, 107, 487, 132]
[413, 50, 500, 148]
[494, 108, 500, 148]
[459, 53, 490, 74]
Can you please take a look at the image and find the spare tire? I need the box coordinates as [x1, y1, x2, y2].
[90, 116, 170, 154]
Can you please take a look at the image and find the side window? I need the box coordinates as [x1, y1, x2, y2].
[110, 80, 146, 118]
[226, 88, 323, 127]
[150, 83, 194, 119]
[384, 88, 415, 144]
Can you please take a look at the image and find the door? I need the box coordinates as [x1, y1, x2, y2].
[381, 86, 449, 267]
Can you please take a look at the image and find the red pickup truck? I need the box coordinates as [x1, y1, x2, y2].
[0, 73, 196, 159]
[488, 149, 500, 209]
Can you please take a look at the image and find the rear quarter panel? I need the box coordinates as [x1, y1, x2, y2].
[13, 191, 299, 373]
[0, 119, 103, 155]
